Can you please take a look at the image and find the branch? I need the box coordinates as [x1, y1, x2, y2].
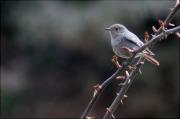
[135, 26, 180, 54]
[81, 57, 137, 118]
[81, 1, 179, 119]
[103, 58, 144, 119]
[80, 67, 121, 119]
[103, 1, 179, 118]
[164, 0, 180, 27]
[155, 0, 180, 35]
[102, 27, 180, 119]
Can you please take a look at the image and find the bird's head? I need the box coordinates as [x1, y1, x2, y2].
[105, 24, 127, 39]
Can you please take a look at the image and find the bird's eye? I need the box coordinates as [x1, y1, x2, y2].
[115, 28, 119, 31]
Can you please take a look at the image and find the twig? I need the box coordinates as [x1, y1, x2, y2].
[164, 0, 179, 27]
[81, 57, 138, 119]
[81, 67, 121, 119]
[155, 0, 180, 35]
[135, 26, 180, 54]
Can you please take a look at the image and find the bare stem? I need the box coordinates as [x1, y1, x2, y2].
[156, 0, 180, 35]
[164, 2, 180, 27]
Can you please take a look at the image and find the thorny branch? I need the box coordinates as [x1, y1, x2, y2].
[81, 0, 180, 119]
[155, 0, 180, 35]
[135, 26, 180, 54]
[80, 67, 121, 119]
[103, 1, 180, 118]
[103, 58, 144, 119]
[103, 27, 180, 119]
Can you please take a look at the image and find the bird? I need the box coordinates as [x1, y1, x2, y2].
[105, 24, 159, 66]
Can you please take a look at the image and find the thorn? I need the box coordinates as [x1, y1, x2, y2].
[112, 114, 115, 119]
[93, 84, 102, 96]
[169, 8, 174, 11]
[116, 93, 119, 96]
[120, 100, 123, 104]
[93, 84, 102, 90]
[139, 69, 142, 74]
[93, 90, 97, 97]
[106, 108, 115, 119]
[176, 32, 180, 39]
[152, 26, 158, 32]
[176, 0, 179, 6]
[124, 94, 128, 98]
[121, 94, 128, 104]
[125, 70, 130, 78]
[169, 23, 175, 26]
[116, 76, 125, 80]
[128, 79, 131, 84]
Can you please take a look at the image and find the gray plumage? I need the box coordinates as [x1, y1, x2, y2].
[106, 24, 154, 59]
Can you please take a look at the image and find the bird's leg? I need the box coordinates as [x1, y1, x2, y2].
[112, 55, 121, 68]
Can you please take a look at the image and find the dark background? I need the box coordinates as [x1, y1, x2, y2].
[1, 0, 179, 118]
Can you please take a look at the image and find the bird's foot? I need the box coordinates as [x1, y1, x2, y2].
[112, 55, 121, 68]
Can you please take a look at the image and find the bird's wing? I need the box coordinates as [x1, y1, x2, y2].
[124, 32, 155, 56]
[125, 32, 144, 47]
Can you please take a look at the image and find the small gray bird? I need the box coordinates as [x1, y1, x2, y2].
[105, 24, 159, 66]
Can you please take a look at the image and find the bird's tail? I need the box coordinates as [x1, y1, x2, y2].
[143, 53, 160, 66]
[140, 53, 160, 66]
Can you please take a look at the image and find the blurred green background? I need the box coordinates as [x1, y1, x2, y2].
[1, 0, 179, 118]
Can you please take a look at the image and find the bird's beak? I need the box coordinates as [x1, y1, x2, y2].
[105, 27, 111, 31]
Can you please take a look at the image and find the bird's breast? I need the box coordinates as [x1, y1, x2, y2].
[112, 42, 131, 59]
